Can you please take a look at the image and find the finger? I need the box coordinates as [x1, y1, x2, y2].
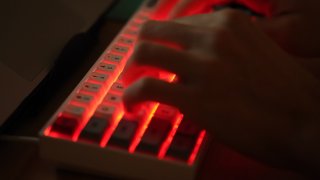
[122, 64, 160, 87]
[139, 20, 202, 49]
[123, 77, 188, 112]
[130, 41, 200, 79]
[173, 13, 216, 27]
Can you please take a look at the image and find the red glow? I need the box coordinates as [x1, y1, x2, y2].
[188, 130, 206, 165]
[46, 42, 131, 140]
[71, 79, 113, 141]
[44, 8, 148, 139]
[100, 109, 124, 147]
[129, 103, 159, 153]
[158, 113, 183, 158]
[43, 2, 208, 167]
[44, 125, 52, 136]
[151, 0, 180, 20]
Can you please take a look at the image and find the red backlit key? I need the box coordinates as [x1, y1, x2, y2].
[154, 105, 178, 120]
[166, 120, 201, 161]
[118, 36, 134, 46]
[79, 116, 111, 143]
[137, 118, 171, 154]
[81, 82, 102, 94]
[95, 104, 117, 119]
[63, 104, 86, 118]
[108, 119, 138, 148]
[72, 93, 94, 106]
[112, 45, 129, 54]
[51, 116, 80, 136]
[110, 82, 125, 93]
[123, 29, 139, 37]
[176, 120, 201, 136]
[104, 93, 122, 104]
[97, 62, 117, 73]
[90, 72, 109, 83]
[166, 134, 197, 161]
[104, 53, 123, 63]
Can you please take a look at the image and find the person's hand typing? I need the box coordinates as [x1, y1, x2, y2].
[123, 0, 320, 177]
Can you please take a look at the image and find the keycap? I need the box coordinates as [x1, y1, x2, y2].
[72, 93, 94, 106]
[81, 82, 102, 93]
[90, 72, 109, 83]
[123, 29, 139, 36]
[118, 36, 134, 46]
[137, 118, 171, 154]
[104, 93, 122, 104]
[108, 119, 138, 148]
[80, 116, 111, 143]
[95, 104, 117, 119]
[111, 82, 125, 93]
[112, 45, 129, 54]
[176, 120, 201, 137]
[104, 53, 123, 63]
[51, 116, 80, 135]
[97, 62, 117, 73]
[63, 104, 86, 118]
[166, 134, 197, 161]
[154, 105, 178, 120]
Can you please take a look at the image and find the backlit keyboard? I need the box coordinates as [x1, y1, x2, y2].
[39, 1, 208, 179]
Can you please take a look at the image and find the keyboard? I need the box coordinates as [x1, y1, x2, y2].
[39, 1, 209, 179]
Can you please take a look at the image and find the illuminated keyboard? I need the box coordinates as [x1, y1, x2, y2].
[39, 1, 208, 180]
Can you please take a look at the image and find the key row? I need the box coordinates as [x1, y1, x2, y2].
[62, 103, 204, 162]
[48, 11, 151, 138]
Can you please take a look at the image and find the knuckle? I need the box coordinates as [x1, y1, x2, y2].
[136, 77, 156, 96]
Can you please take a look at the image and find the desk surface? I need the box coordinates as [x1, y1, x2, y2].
[0, 5, 307, 180]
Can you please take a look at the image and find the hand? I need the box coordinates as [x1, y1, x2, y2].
[123, 9, 320, 176]
[168, 0, 320, 58]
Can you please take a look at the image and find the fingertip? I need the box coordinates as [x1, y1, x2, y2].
[122, 81, 148, 115]
[122, 84, 136, 113]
